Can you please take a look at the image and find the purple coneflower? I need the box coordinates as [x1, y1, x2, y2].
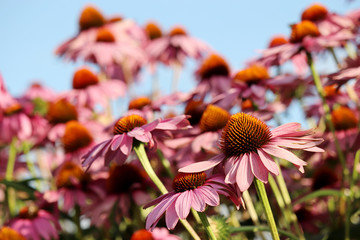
[144, 172, 243, 230]
[180, 112, 324, 192]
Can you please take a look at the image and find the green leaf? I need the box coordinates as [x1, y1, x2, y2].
[293, 189, 343, 205]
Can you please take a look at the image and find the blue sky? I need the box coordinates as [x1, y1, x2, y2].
[0, 0, 357, 96]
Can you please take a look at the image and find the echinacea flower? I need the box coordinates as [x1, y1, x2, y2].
[180, 112, 324, 192]
[7, 206, 60, 240]
[61, 67, 126, 109]
[144, 172, 243, 230]
[82, 114, 190, 169]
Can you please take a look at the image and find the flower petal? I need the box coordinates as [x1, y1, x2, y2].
[257, 149, 279, 175]
[192, 189, 206, 212]
[236, 154, 254, 192]
[249, 152, 269, 183]
[165, 201, 179, 230]
[146, 193, 178, 230]
[179, 154, 224, 173]
[175, 191, 192, 219]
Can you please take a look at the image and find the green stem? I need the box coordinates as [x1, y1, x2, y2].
[242, 190, 266, 240]
[230, 226, 299, 240]
[133, 142, 201, 240]
[254, 178, 280, 240]
[276, 162, 305, 240]
[351, 150, 360, 190]
[196, 211, 217, 240]
[328, 47, 341, 69]
[6, 138, 17, 216]
[74, 205, 83, 240]
[156, 149, 174, 178]
[307, 52, 350, 240]
[268, 175, 290, 230]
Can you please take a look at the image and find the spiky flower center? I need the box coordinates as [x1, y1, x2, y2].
[290, 20, 320, 43]
[113, 115, 147, 135]
[106, 164, 144, 194]
[56, 161, 90, 188]
[301, 4, 328, 22]
[3, 103, 22, 116]
[79, 6, 105, 31]
[268, 36, 288, 48]
[197, 54, 230, 80]
[233, 65, 269, 85]
[130, 229, 154, 240]
[128, 97, 152, 110]
[324, 84, 339, 98]
[72, 68, 99, 89]
[0, 227, 26, 240]
[96, 28, 116, 42]
[18, 206, 38, 219]
[220, 113, 272, 157]
[47, 99, 78, 124]
[200, 105, 230, 132]
[61, 121, 93, 153]
[241, 99, 254, 111]
[169, 27, 187, 36]
[107, 16, 123, 23]
[184, 100, 206, 126]
[331, 106, 358, 130]
[173, 172, 206, 193]
[145, 22, 162, 40]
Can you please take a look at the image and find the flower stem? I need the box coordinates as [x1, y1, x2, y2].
[275, 161, 305, 240]
[242, 190, 266, 240]
[133, 142, 201, 240]
[156, 149, 174, 178]
[74, 205, 83, 240]
[197, 211, 217, 240]
[230, 225, 299, 240]
[6, 138, 17, 217]
[254, 178, 280, 240]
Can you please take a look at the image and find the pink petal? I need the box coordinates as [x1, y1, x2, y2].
[257, 149, 279, 175]
[175, 191, 192, 219]
[120, 135, 133, 155]
[271, 123, 301, 137]
[165, 201, 179, 230]
[179, 154, 224, 173]
[146, 193, 178, 230]
[249, 152, 269, 183]
[197, 186, 220, 206]
[236, 154, 254, 192]
[225, 157, 240, 184]
[191, 189, 206, 212]
[262, 145, 307, 173]
[110, 134, 125, 151]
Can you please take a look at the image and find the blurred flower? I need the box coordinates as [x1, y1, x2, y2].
[146, 25, 211, 67]
[7, 206, 60, 240]
[144, 172, 243, 230]
[144, 21, 163, 41]
[180, 112, 323, 192]
[82, 114, 190, 169]
[0, 226, 26, 240]
[131, 228, 181, 240]
[61, 67, 126, 109]
[22, 82, 57, 102]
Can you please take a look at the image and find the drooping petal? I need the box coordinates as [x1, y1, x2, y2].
[191, 189, 206, 212]
[179, 154, 225, 173]
[165, 201, 179, 230]
[236, 153, 254, 192]
[225, 156, 240, 184]
[197, 186, 220, 207]
[146, 193, 178, 230]
[262, 145, 307, 173]
[270, 122, 301, 137]
[175, 191, 192, 219]
[249, 152, 269, 183]
[110, 134, 125, 151]
[257, 149, 279, 175]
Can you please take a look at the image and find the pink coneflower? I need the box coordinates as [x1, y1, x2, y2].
[180, 112, 323, 192]
[61, 67, 126, 109]
[7, 206, 60, 240]
[0, 74, 32, 144]
[144, 172, 243, 230]
[82, 114, 190, 169]
[192, 53, 232, 100]
[22, 82, 57, 102]
[44, 161, 97, 211]
[131, 228, 181, 240]
[146, 25, 211, 67]
[84, 164, 150, 227]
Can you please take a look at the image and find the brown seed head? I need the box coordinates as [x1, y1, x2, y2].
[61, 121, 93, 153]
[3, 103, 22, 116]
[184, 100, 207, 126]
[96, 28, 116, 42]
[72, 68, 99, 89]
[113, 115, 147, 135]
[128, 97, 152, 110]
[268, 36, 288, 48]
[169, 26, 187, 36]
[173, 172, 206, 193]
[197, 54, 230, 79]
[18, 206, 38, 219]
[47, 99, 78, 124]
[290, 20, 320, 43]
[233, 65, 269, 85]
[302, 4, 328, 22]
[145, 22, 162, 40]
[220, 113, 272, 157]
[56, 161, 90, 188]
[130, 229, 154, 240]
[106, 164, 144, 194]
[331, 106, 358, 130]
[79, 6, 106, 31]
[199, 105, 230, 132]
[324, 84, 339, 98]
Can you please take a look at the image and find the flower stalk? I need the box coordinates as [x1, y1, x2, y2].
[196, 211, 218, 240]
[254, 178, 280, 240]
[133, 142, 201, 240]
